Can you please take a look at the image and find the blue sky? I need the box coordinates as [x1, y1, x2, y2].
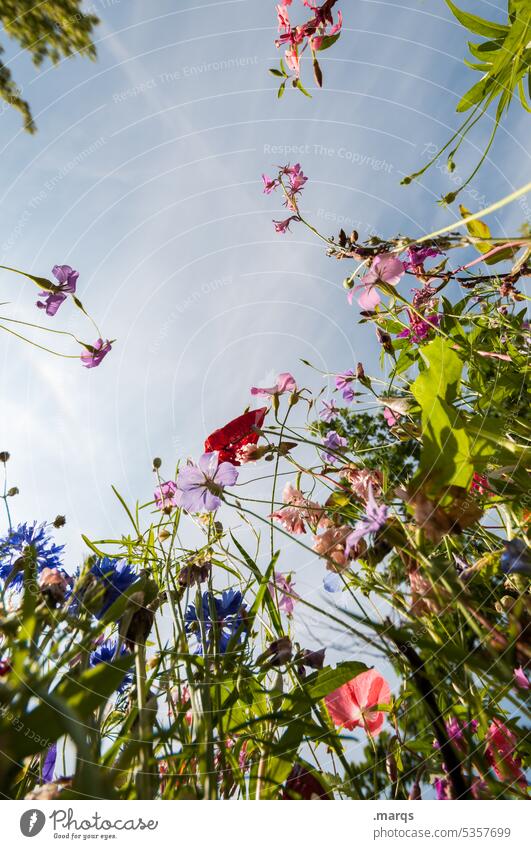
[0, 0, 529, 620]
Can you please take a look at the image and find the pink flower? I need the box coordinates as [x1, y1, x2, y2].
[80, 338, 112, 368]
[325, 668, 391, 735]
[270, 482, 325, 534]
[285, 44, 301, 75]
[272, 215, 298, 233]
[485, 719, 526, 788]
[154, 480, 181, 513]
[262, 174, 279, 194]
[342, 467, 383, 502]
[383, 406, 400, 427]
[349, 253, 405, 310]
[514, 667, 529, 690]
[312, 9, 342, 49]
[397, 309, 440, 344]
[276, 3, 292, 32]
[286, 163, 307, 193]
[251, 372, 297, 397]
[269, 572, 299, 616]
[312, 524, 352, 568]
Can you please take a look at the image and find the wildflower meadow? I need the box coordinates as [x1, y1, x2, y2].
[0, 0, 529, 813]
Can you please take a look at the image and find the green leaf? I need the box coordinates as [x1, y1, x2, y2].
[1, 654, 133, 762]
[0, 264, 56, 293]
[283, 660, 369, 713]
[411, 338, 474, 488]
[446, 1, 509, 39]
[317, 32, 341, 52]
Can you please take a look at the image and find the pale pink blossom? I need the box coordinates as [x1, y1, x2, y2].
[272, 216, 298, 233]
[251, 372, 297, 397]
[348, 253, 405, 310]
[514, 666, 529, 690]
[270, 482, 325, 534]
[341, 466, 383, 502]
[313, 524, 352, 567]
[269, 572, 299, 616]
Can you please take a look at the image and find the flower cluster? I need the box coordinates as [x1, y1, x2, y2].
[273, 0, 343, 90]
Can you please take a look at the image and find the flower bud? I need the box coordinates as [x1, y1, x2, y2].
[0, 451, 10, 463]
[53, 515, 66, 528]
[153, 457, 162, 470]
[7, 487, 19, 497]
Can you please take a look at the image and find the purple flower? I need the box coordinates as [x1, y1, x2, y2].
[322, 430, 347, 465]
[154, 480, 181, 513]
[404, 245, 441, 269]
[319, 400, 339, 422]
[36, 264, 78, 316]
[434, 777, 450, 800]
[397, 309, 441, 344]
[80, 338, 112, 369]
[345, 485, 388, 555]
[176, 452, 238, 513]
[335, 370, 355, 403]
[43, 742, 57, 782]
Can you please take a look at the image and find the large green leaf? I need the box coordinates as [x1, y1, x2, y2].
[411, 338, 473, 488]
[446, 1, 509, 39]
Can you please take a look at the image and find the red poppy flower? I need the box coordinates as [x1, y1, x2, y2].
[325, 668, 391, 736]
[204, 408, 267, 465]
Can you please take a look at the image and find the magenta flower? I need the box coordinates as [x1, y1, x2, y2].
[434, 778, 450, 800]
[398, 309, 441, 344]
[349, 253, 405, 310]
[251, 372, 297, 397]
[335, 370, 355, 402]
[272, 215, 298, 233]
[311, 9, 343, 49]
[514, 666, 529, 690]
[322, 430, 347, 464]
[36, 264, 78, 316]
[80, 338, 112, 368]
[286, 163, 308, 193]
[269, 571, 299, 616]
[345, 485, 388, 555]
[176, 452, 238, 513]
[404, 245, 441, 269]
[154, 480, 181, 513]
[262, 174, 279, 194]
[319, 400, 339, 422]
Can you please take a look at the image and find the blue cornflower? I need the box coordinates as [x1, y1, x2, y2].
[185, 589, 247, 655]
[0, 522, 64, 586]
[89, 639, 133, 693]
[500, 540, 531, 577]
[88, 557, 138, 617]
